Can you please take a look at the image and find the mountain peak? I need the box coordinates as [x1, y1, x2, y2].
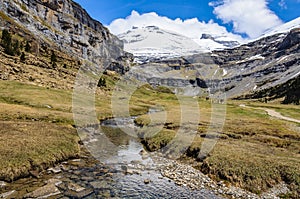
[118, 26, 240, 63]
[259, 17, 300, 39]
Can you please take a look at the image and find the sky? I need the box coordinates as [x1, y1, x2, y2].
[73, 0, 300, 39]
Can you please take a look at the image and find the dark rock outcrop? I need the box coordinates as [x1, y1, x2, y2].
[0, 0, 130, 68]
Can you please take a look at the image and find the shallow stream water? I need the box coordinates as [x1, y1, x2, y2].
[0, 117, 224, 198]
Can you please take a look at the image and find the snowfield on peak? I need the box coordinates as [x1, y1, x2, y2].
[260, 17, 300, 38]
[117, 17, 300, 63]
[118, 26, 239, 63]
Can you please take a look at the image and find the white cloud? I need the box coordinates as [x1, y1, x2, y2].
[210, 0, 283, 38]
[107, 10, 244, 42]
[278, 0, 287, 9]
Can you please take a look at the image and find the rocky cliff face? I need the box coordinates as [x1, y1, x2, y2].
[127, 28, 300, 99]
[0, 0, 129, 66]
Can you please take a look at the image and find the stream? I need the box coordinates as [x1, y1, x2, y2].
[0, 116, 226, 198]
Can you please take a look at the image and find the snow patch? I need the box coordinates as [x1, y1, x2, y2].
[222, 69, 228, 77]
[236, 54, 265, 64]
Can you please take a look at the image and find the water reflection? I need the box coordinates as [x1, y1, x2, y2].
[79, 119, 224, 198]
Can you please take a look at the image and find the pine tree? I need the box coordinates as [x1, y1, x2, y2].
[50, 50, 57, 67]
[25, 40, 31, 52]
[13, 40, 20, 55]
[20, 52, 26, 62]
[1, 29, 14, 56]
[283, 77, 300, 105]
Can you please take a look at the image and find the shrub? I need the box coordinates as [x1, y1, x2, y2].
[97, 77, 106, 87]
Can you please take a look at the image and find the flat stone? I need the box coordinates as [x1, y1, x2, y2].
[48, 167, 62, 174]
[44, 104, 52, 109]
[105, 173, 113, 177]
[144, 179, 151, 184]
[90, 181, 110, 189]
[121, 165, 128, 171]
[24, 184, 61, 198]
[67, 183, 85, 192]
[139, 149, 148, 156]
[71, 159, 82, 162]
[64, 188, 94, 198]
[0, 190, 17, 198]
[126, 169, 134, 175]
[46, 178, 63, 186]
[101, 168, 109, 173]
[134, 170, 142, 175]
[29, 170, 40, 178]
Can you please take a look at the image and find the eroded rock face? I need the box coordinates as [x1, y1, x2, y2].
[127, 29, 299, 98]
[0, 0, 126, 65]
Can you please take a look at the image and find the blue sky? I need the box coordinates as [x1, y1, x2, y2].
[73, 0, 300, 38]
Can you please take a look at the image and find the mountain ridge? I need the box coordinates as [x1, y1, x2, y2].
[117, 17, 300, 64]
[118, 25, 241, 63]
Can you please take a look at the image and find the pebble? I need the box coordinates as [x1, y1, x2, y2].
[156, 155, 263, 199]
[106, 173, 114, 177]
[121, 165, 128, 172]
[0, 181, 7, 188]
[126, 169, 134, 175]
[0, 149, 290, 199]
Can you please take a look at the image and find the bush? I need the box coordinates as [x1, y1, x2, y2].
[97, 77, 106, 87]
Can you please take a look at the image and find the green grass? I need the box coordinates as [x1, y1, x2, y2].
[0, 121, 79, 182]
[0, 78, 299, 197]
[0, 80, 173, 181]
[0, 80, 72, 112]
[138, 98, 300, 196]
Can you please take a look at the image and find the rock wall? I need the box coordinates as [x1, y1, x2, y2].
[0, 0, 127, 66]
[128, 29, 300, 98]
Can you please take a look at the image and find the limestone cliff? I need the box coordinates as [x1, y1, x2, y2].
[0, 0, 130, 65]
[126, 28, 300, 100]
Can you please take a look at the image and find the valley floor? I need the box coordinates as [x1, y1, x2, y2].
[0, 79, 299, 198]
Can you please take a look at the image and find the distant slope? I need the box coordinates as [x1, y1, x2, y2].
[239, 72, 300, 105]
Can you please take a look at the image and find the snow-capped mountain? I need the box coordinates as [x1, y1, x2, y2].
[117, 17, 300, 63]
[118, 26, 240, 63]
[261, 17, 300, 38]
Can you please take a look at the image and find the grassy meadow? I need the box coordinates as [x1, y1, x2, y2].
[0, 78, 299, 197]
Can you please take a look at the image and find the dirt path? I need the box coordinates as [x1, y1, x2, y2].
[239, 104, 300, 123]
[263, 108, 300, 123]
